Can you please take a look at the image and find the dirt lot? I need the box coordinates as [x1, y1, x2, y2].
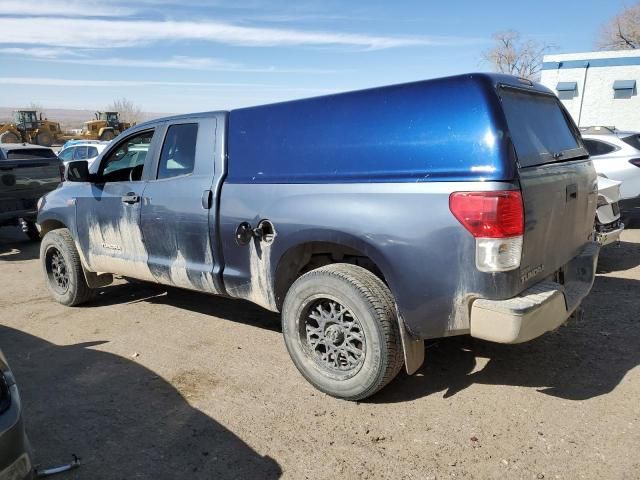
[1, 218, 639, 480]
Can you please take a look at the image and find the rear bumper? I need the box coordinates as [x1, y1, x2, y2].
[596, 221, 624, 246]
[470, 242, 598, 344]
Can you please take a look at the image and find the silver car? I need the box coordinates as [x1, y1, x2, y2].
[581, 126, 640, 203]
[0, 349, 32, 480]
[595, 176, 624, 246]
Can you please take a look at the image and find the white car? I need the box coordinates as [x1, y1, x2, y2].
[57, 141, 110, 168]
[595, 176, 624, 246]
[581, 127, 640, 202]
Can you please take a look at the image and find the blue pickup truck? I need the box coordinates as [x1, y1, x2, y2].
[37, 73, 599, 400]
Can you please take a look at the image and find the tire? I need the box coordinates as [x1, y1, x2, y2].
[24, 221, 40, 241]
[0, 131, 20, 143]
[40, 228, 94, 306]
[35, 131, 53, 147]
[282, 263, 404, 401]
[100, 130, 115, 141]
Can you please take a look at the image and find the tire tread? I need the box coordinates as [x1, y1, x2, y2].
[40, 228, 93, 306]
[286, 263, 404, 400]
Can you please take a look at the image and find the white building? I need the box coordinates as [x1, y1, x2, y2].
[540, 50, 640, 131]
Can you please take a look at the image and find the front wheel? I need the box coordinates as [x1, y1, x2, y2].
[35, 131, 53, 147]
[0, 131, 20, 143]
[40, 228, 94, 306]
[100, 130, 115, 141]
[282, 264, 404, 401]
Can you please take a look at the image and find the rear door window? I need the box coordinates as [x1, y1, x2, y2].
[583, 139, 618, 157]
[500, 87, 585, 167]
[87, 146, 99, 158]
[157, 123, 198, 179]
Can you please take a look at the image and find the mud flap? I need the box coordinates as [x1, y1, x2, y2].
[396, 310, 425, 375]
[84, 271, 113, 289]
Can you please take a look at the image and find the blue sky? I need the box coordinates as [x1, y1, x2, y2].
[0, 0, 626, 112]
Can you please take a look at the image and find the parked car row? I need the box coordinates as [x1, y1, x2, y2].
[57, 140, 110, 169]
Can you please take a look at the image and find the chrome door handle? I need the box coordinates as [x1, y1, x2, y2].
[122, 193, 140, 204]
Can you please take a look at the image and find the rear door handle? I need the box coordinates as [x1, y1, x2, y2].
[122, 193, 140, 204]
[566, 184, 577, 201]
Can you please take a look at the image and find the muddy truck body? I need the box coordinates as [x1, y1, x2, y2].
[37, 73, 599, 400]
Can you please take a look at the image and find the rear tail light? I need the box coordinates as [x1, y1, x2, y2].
[449, 190, 524, 272]
[629, 158, 640, 168]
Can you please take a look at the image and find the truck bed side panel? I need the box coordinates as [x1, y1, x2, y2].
[219, 181, 522, 339]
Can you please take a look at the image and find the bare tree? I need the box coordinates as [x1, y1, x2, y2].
[106, 97, 143, 125]
[28, 102, 45, 117]
[482, 30, 552, 80]
[598, 3, 640, 50]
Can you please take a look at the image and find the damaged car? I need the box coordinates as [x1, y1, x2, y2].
[595, 175, 624, 246]
[37, 73, 599, 400]
[0, 349, 33, 480]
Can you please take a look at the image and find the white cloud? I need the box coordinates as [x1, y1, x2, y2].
[0, 17, 470, 50]
[38, 55, 338, 74]
[0, 0, 135, 17]
[0, 47, 88, 58]
[0, 77, 335, 93]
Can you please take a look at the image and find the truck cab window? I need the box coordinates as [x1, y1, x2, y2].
[98, 130, 155, 183]
[157, 123, 198, 179]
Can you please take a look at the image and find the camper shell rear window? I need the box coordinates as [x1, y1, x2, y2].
[499, 87, 586, 168]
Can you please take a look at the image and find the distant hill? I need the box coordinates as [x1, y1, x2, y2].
[0, 107, 173, 130]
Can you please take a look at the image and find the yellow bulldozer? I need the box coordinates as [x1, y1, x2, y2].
[0, 110, 73, 146]
[79, 111, 132, 141]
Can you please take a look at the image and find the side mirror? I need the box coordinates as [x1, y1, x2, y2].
[66, 160, 90, 182]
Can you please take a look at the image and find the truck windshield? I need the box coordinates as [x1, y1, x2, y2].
[500, 87, 585, 167]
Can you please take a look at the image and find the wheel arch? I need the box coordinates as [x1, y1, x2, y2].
[38, 218, 66, 236]
[272, 233, 424, 375]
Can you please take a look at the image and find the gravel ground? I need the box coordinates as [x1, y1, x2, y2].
[0, 216, 638, 479]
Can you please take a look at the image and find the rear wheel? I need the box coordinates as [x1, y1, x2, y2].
[40, 228, 94, 306]
[35, 131, 53, 147]
[0, 131, 20, 143]
[282, 264, 403, 401]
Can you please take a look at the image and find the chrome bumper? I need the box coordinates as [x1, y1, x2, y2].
[470, 242, 599, 344]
